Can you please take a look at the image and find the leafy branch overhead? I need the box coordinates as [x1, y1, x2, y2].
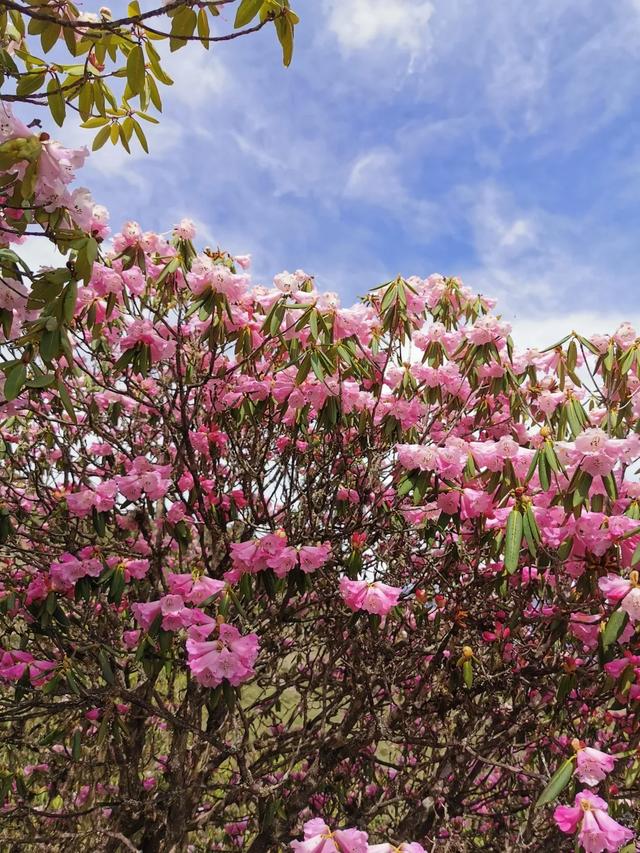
[0, 0, 299, 151]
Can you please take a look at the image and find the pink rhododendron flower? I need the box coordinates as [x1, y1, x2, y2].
[339, 578, 402, 616]
[554, 790, 633, 853]
[290, 818, 368, 853]
[598, 572, 640, 622]
[186, 623, 259, 687]
[575, 746, 616, 786]
[120, 319, 176, 362]
[298, 542, 332, 573]
[167, 572, 225, 605]
[131, 600, 162, 631]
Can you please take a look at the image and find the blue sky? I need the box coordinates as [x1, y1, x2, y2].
[24, 0, 640, 346]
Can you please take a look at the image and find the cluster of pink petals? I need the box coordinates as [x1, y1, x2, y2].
[50, 550, 103, 589]
[117, 457, 172, 502]
[131, 594, 211, 633]
[186, 623, 259, 688]
[66, 464, 171, 519]
[120, 319, 177, 363]
[0, 104, 108, 238]
[605, 654, 640, 700]
[575, 747, 616, 787]
[66, 481, 118, 517]
[227, 532, 331, 583]
[0, 650, 56, 686]
[166, 572, 225, 605]
[290, 819, 425, 853]
[187, 254, 250, 301]
[396, 427, 640, 487]
[554, 790, 633, 852]
[339, 578, 402, 616]
[396, 438, 532, 480]
[49, 551, 149, 592]
[598, 574, 640, 622]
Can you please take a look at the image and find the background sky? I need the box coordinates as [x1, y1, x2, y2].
[21, 0, 640, 347]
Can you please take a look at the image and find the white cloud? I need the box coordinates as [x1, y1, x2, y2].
[161, 47, 229, 109]
[345, 146, 440, 235]
[325, 0, 434, 58]
[457, 183, 599, 313]
[16, 237, 67, 272]
[345, 148, 407, 204]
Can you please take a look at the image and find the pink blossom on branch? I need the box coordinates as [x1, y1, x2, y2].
[554, 790, 633, 853]
[339, 578, 402, 616]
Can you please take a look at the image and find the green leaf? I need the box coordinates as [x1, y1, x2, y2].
[47, 77, 66, 126]
[535, 758, 574, 807]
[462, 658, 473, 689]
[147, 73, 162, 111]
[572, 471, 592, 508]
[544, 442, 562, 474]
[170, 6, 197, 50]
[76, 81, 93, 121]
[62, 280, 77, 324]
[71, 729, 82, 760]
[98, 649, 115, 685]
[3, 363, 26, 401]
[522, 506, 538, 557]
[132, 120, 149, 153]
[295, 351, 312, 384]
[275, 12, 295, 66]
[602, 608, 629, 652]
[92, 124, 111, 151]
[504, 508, 523, 574]
[109, 568, 125, 603]
[235, 0, 264, 28]
[538, 452, 550, 491]
[222, 680, 236, 711]
[74, 236, 98, 283]
[16, 70, 45, 97]
[26, 373, 55, 389]
[55, 378, 77, 423]
[40, 327, 61, 363]
[146, 41, 174, 85]
[525, 449, 540, 483]
[602, 471, 618, 501]
[556, 673, 574, 705]
[40, 21, 61, 53]
[380, 282, 397, 313]
[197, 7, 210, 45]
[126, 44, 146, 96]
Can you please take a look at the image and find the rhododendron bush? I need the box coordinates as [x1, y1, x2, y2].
[2, 89, 640, 853]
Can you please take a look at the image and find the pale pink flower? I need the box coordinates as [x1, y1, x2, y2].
[186, 623, 259, 688]
[576, 747, 616, 786]
[298, 543, 332, 574]
[173, 218, 196, 240]
[167, 572, 225, 605]
[290, 818, 368, 853]
[339, 578, 402, 616]
[599, 574, 640, 622]
[554, 790, 633, 853]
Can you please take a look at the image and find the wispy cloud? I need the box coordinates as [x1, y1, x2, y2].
[324, 0, 434, 59]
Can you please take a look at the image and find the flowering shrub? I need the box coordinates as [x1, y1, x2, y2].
[1, 100, 640, 853]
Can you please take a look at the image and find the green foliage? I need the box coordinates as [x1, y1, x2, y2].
[0, 0, 299, 149]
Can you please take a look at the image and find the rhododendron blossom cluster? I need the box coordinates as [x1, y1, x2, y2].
[1, 113, 640, 852]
